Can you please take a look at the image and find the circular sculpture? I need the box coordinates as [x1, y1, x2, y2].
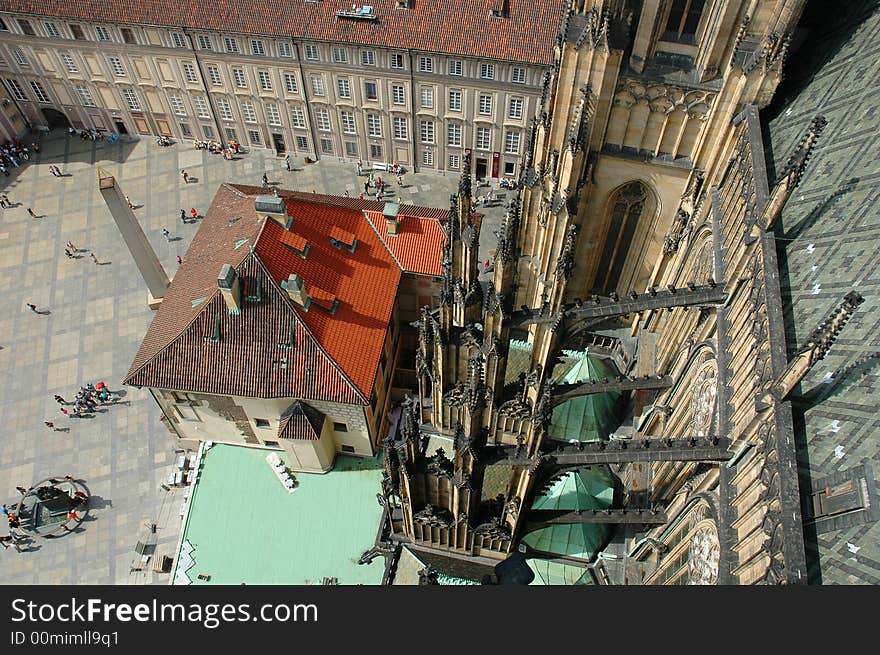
[691, 361, 718, 437]
[688, 522, 720, 585]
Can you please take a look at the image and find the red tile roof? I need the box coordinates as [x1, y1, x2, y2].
[278, 401, 326, 441]
[125, 185, 447, 404]
[364, 210, 446, 276]
[1, 0, 566, 65]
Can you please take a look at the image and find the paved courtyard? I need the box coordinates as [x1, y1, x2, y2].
[0, 130, 507, 583]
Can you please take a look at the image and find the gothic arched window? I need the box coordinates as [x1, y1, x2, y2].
[596, 181, 648, 293]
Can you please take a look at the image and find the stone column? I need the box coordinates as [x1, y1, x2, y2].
[97, 167, 170, 308]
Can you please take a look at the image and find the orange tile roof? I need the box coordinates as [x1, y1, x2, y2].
[279, 230, 309, 254]
[329, 226, 357, 246]
[125, 185, 447, 403]
[1, 1, 566, 66]
[364, 210, 446, 276]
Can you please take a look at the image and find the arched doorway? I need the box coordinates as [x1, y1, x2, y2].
[595, 181, 650, 293]
[41, 108, 70, 128]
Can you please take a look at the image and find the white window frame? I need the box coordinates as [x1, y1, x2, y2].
[258, 70, 272, 91]
[366, 113, 382, 137]
[265, 102, 282, 126]
[418, 56, 433, 73]
[12, 49, 28, 67]
[122, 88, 141, 111]
[337, 78, 351, 99]
[448, 90, 462, 112]
[108, 57, 125, 77]
[476, 127, 491, 150]
[44, 22, 60, 38]
[217, 97, 234, 121]
[332, 47, 347, 63]
[508, 97, 523, 119]
[197, 35, 213, 51]
[95, 26, 111, 42]
[278, 42, 293, 58]
[512, 66, 527, 84]
[224, 37, 239, 53]
[284, 73, 298, 94]
[419, 120, 434, 144]
[422, 149, 434, 166]
[448, 60, 463, 76]
[390, 53, 404, 69]
[251, 40, 265, 56]
[393, 116, 408, 140]
[207, 65, 222, 86]
[192, 95, 210, 118]
[479, 94, 492, 115]
[29, 80, 50, 103]
[420, 87, 433, 109]
[316, 107, 331, 132]
[480, 63, 495, 80]
[361, 50, 375, 66]
[183, 63, 198, 84]
[311, 76, 325, 96]
[504, 130, 521, 154]
[290, 106, 307, 129]
[61, 53, 78, 73]
[169, 95, 186, 116]
[305, 44, 319, 60]
[232, 68, 247, 88]
[75, 84, 95, 106]
[447, 123, 462, 147]
[448, 154, 460, 170]
[171, 32, 187, 49]
[341, 111, 356, 134]
[5, 79, 27, 101]
[392, 84, 405, 105]
[241, 100, 257, 123]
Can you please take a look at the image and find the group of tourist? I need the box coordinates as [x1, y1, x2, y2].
[0, 140, 37, 176]
[53, 382, 116, 419]
[67, 126, 103, 141]
[193, 138, 241, 160]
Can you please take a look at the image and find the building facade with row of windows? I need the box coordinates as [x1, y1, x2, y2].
[0, 5, 563, 175]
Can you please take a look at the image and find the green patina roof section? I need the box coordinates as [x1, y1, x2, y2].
[549, 350, 621, 442]
[176, 444, 385, 585]
[522, 467, 615, 560]
[527, 559, 594, 585]
[437, 573, 480, 585]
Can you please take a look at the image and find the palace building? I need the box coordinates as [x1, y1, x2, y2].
[0, 0, 566, 175]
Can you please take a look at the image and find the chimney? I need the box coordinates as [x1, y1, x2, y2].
[255, 195, 291, 230]
[383, 202, 400, 236]
[282, 273, 311, 310]
[217, 264, 241, 314]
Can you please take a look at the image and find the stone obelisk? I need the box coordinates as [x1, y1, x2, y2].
[98, 167, 170, 309]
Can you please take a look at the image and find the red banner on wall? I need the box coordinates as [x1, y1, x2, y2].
[491, 152, 500, 178]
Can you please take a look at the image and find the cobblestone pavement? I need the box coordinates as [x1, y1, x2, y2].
[767, 1, 880, 585]
[0, 130, 508, 583]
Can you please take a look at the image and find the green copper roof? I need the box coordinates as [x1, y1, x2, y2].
[437, 573, 480, 585]
[521, 467, 615, 560]
[527, 559, 594, 585]
[549, 350, 621, 442]
[173, 444, 385, 585]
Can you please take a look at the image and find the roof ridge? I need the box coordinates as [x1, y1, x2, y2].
[250, 248, 368, 404]
[362, 209, 405, 272]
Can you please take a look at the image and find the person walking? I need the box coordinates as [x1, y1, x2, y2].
[176, 255, 183, 265]
[66, 240, 76, 251]
[26, 303, 38, 313]
[90, 253, 98, 264]
[126, 195, 134, 209]
[190, 208, 198, 221]
[27, 207, 37, 218]
[64, 247, 74, 259]
[60, 407, 69, 418]
[180, 209, 186, 224]
[162, 228, 171, 241]
[285, 154, 291, 171]
[54, 395, 68, 405]
[261, 173, 269, 188]
[0, 193, 8, 208]
[181, 169, 189, 183]
[356, 160, 362, 176]
[45, 421, 59, 431]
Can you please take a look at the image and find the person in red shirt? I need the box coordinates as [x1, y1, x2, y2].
[190, 208, 198, 220]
